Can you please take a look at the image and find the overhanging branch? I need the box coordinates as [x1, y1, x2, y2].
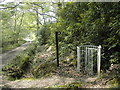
[0, 2, 22, 10]
[38, 12, 58, 19]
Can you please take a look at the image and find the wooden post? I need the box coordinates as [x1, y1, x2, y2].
[85, 47, 87, 72]
[97, 45, 101, 76]
[77, 46, 80, 71]
[91, 48, 93, 75]
[55, 32, 59, 67]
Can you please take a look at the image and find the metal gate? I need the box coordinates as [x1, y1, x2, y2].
[77, 45, 101, 76]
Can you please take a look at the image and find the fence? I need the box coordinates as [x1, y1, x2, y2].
[77, 45, 101, 76]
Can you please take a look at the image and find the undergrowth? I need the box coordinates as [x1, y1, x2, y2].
[31, 45, 57, 78]
[2, 42, 37, 80]
[2, 43, 57, 80]
[32, 61, 57, 78]
[2, 40, 26, 54]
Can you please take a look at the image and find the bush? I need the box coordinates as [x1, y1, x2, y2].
[32, 61, 57, 78]
[2, 43, 37, 80]
[2, 64, 24, 80]
[2, 40, 26, 53]
[109, 64, 120, 83]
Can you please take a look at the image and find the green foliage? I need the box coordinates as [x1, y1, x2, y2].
[97, 64, 120, 87]
[32, 2, 119, 72]
[2, 43, 37, 80]
[1, 2, 37, 53]
[2, 64, 24, 80]
[1, 2, 120, 81]
[31, 45, 56, 78]
[47, 2, 120, 70]
[38, 25, 51, 45]
[65, 82, 82, 88]
[32, 61, 57, 78]
[2, 40, 26, 53]
[110, 64, 120, 84]
[48, 82, 82, 88]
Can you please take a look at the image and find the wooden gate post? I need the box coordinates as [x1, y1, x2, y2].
[97, 45, 101, 76]
[85, 47, 88, 72]
[77, 46, 80, 71]
[55, 32, 59, 67]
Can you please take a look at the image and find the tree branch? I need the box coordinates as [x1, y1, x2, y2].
[38, 12, 58, 19]
[0, 3, 21, 10]
[30, 2, 44, 9]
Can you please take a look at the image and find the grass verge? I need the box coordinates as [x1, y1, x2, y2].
[2, 42, 37, 80]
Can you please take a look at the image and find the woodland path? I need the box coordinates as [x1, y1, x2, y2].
[0, 41, 32, 87]
[0, 41, 32, 67]
[2, 65, 112, 88]
[0, 43, 112, 88]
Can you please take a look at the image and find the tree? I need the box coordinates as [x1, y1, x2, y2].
[48, 2, 120, 70]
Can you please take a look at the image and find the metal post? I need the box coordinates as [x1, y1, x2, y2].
[89, 49, 92, 75]
[77, 46, 80, 71]
[55, 32, 59, 67]
[88, 48, 90, 72]
[85, 47, 87, 72]
[97, 45, 101, 76]
[91, 48, 93, 75]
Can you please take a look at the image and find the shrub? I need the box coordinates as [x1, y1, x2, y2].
[2, 64, 24, 80]
[32, 61, 57, 78]
[2, 43, 37, 80]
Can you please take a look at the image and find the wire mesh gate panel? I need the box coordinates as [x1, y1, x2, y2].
[77, 45, 101, 76]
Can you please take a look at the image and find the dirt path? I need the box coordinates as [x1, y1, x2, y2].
[1, 41, 32, 67]
[0, 42, 32, 87]
[3, 65, 112, 88]
[4, 75, 75, 88]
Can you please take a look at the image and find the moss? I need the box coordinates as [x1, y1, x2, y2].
[20, 77, 36, 80]
[66, 82, 82, 88]
[48, 82, 82, 88]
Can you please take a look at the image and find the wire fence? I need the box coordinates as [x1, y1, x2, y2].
[77, 45, 101, 76]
